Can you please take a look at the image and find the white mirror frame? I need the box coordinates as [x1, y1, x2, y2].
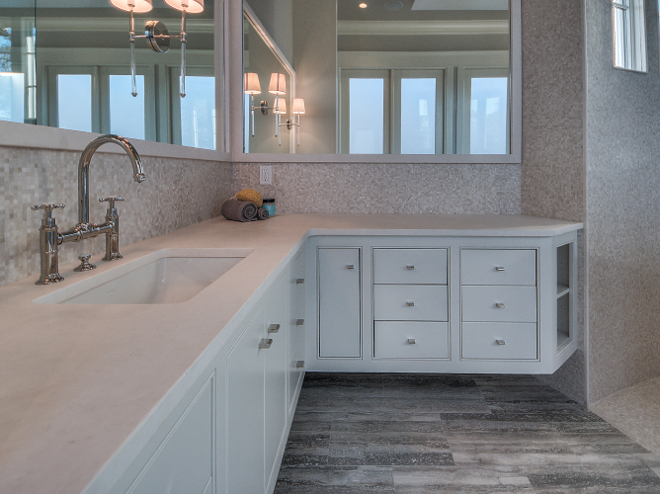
[0, 0, 230, 162]
[229, 0, 522, 164]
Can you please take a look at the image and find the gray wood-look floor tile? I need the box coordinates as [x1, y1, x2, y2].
[275, 373, 660, 493]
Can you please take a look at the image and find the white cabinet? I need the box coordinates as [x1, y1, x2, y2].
[306, 233, 578, 374]
[317, 247, 361, 358]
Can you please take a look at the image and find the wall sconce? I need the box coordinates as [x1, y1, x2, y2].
[275, 98, 306, 147]
[110, 0, 204, 98]
[244, 72, 270, 137]
[268, 72, 286, 137]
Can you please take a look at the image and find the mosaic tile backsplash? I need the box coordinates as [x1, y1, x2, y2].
[0, 146, 232, 286]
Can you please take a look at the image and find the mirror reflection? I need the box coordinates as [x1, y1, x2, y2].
[243, 0, 510, 155]
[0, 0, 217, 150]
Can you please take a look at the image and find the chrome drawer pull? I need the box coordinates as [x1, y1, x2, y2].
[407, 338, 416, 345]
[347, 264, 355, 270]
[268, 324, 280, 334]
[296, 360, 305, 369]
[259, 338, 273, 350]
[406, 265, 415, 270]
[496, 339, 506, 346]
[495, 302, 506, 308]
[406, 301, 415, 307]
[296, 319, 305, 326]
[296, 278, 305, 284]
[495, 266, 506, 272]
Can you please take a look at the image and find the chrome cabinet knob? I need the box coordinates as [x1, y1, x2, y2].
[495, 302, 505, 308]
[407, 338, 416, 345]
[495, 266, 505, 272]
[295, 360, 305, 369]
[406, 301, 415, 307]
[268, 323, 280, 334]
[347, 264, 355, 270]
[296, 319, 305, 326]
[296, 278, 305, 284]
[406, 265, 415, 270]
[259, 338, 273, 350]
[496, 339, 506, 346]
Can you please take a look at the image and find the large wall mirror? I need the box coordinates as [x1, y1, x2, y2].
[0, 0, 221, 153]
[241, 0, 521, 161]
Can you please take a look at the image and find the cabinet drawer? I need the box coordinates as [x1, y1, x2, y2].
[373, 248, 447, 285]
[374, 321, 449, 359]
[461, 249, 536, 286]
[462, 286, 536, 322]
[374, 285, 448, 321]
[461, 322, 537, 360]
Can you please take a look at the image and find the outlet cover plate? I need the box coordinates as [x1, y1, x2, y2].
[260, 165, 272, 185]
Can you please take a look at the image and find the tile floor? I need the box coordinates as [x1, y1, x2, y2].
[275, 374, 660, 493]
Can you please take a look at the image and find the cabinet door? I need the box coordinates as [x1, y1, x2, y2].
[318, 248, 361, 358]
[263, 281, 289, 493]
[226, 309, 265, 494]
[126, 378, 214, 494]
[288, 254, 306, 415]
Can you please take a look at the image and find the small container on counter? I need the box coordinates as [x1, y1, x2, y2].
[262, 198, 275, 216]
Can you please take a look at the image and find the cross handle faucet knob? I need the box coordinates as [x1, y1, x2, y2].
[99, 197, 125, 209]
[31, 203, 65, 219]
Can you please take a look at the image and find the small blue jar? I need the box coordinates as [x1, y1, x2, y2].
[262, 198, 275, 216]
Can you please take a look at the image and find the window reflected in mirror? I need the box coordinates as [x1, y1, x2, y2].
[243, 0, 512, 155]
[0, 0, 218, 151]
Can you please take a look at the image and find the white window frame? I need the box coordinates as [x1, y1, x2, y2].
[612, 0, 647, 72]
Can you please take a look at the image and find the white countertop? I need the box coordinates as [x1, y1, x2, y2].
[0, 213, 582, 494]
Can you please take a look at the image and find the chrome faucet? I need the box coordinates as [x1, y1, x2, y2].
[32, 135, 146, 285]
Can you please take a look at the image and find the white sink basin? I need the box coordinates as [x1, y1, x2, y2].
[34, 248, 252, 305]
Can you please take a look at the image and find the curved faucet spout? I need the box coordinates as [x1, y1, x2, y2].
[78, 134, 146, 227]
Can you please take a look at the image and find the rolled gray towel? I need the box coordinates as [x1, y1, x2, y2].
[257, 207, 270, 220]
[221, 199, 258, 222]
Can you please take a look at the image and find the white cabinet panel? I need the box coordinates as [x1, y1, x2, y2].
[461, 285, 536, 322]
[374, 285, 448, 321]
[373, 248, 447, 285]
[461, 249, 536, 286]
[226, 310, 265, 494]
[374, 321, 449, 359]
[264, 281, 288, 492]
[318, 248, 361, 358]
[127, 378, 213, 494]
[461, 322, 537, 360]
[288, 254, 305, 415]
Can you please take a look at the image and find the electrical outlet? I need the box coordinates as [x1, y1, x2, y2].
[260, 165, 272, 185]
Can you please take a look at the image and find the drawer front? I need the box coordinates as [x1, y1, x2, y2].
[374, 321, 449, 359]
[462, 286, 536, 322]
[374, 285, 448, 321]
[373, 248, 447, 285]
[461, 322, 537, 360]
[461, 249, 536, 286]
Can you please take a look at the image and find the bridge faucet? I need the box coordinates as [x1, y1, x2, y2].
[33, 135, 146, 285]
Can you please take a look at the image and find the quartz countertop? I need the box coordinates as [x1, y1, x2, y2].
[0, 213, 582, 494]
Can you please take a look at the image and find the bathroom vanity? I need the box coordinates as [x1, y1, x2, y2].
[0, 214, 581, 494]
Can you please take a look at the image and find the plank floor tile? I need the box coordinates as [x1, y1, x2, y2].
[276, 374, 660, 493]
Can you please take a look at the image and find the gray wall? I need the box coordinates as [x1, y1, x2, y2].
[520, 0, 586, 403]
[0, 146, 232, 286]
[585, 0, 660, 404]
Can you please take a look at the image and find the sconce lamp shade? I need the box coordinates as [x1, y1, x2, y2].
[275, 99, 287, 114]
[244, 73, 261, 95]
[292, 98, 306, 114]
[164, 0, 204, 13]
[110, 0, 153, 13]
[268, 73, 287, 95]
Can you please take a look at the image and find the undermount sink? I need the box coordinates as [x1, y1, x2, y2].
[34, 248, 252, 305]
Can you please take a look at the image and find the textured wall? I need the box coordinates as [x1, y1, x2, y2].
[232, 162, 521, 214]
[585, 0, 660, 404]
[519, 0, 586, 403]
[0, 146, 232, 286]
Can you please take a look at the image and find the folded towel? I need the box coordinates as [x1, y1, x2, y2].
[257, 207, 270, 220]
[221, 199, 258, 222]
